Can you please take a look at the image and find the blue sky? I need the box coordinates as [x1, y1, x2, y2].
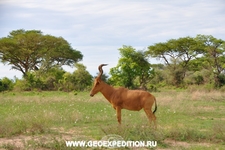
[0, 0, 225, 79]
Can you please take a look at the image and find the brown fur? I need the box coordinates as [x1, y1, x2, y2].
[90, 64, 157, 127]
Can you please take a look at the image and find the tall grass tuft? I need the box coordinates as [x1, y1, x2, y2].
[101, 123, 164, 142]
[212, 122, 225, 142]
[165, 125, 207, 142]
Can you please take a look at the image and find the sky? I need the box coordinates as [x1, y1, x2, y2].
[0, 0, 225, 79]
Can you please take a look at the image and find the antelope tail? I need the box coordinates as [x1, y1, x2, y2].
[153, 97, 157, 114]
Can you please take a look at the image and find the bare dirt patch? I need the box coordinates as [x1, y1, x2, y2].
[0, 127, 90, 149]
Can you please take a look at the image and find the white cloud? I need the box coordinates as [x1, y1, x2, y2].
[0, 64, 22, 79]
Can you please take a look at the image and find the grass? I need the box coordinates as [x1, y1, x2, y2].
[0, 90, 225, 149]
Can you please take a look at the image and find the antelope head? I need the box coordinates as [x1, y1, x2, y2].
[90, 64, 108, 97]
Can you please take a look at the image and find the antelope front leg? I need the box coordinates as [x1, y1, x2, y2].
[116, 107, 121, 124]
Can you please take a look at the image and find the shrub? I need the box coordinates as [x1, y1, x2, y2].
[0, 77, 14, 92]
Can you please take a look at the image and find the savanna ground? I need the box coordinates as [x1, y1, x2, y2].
[0, 89, 225, 150]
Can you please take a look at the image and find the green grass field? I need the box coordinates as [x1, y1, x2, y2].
[0, 90, 225, 149]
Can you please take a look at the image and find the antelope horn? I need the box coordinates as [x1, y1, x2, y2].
[97, 64, 108, 79]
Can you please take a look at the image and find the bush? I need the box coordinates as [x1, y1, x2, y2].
[0, 77, 14, 92]
[219, 85, 225, 92]
[218, 74, 225, 87]
[14, 79, 31, 91]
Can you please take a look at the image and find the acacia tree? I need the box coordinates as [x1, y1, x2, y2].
[195, 34, 225, 87]
[147, 36, 204, 86]
[0, 29, 83, 76]
[109, 45, 154, 89]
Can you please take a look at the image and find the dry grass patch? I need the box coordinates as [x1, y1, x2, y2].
[190, 90, 225, 101]
[155, 90, 225, 102]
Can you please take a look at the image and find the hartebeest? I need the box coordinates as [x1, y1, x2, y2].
[90, 64, 157, 127]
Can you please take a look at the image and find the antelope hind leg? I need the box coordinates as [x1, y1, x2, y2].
[144, 108, 157, 129]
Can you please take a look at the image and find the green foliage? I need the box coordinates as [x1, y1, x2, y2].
[147, 35, 225, 88]
[13, 64, 93, 92]
[0, 29, 83, 76]
[72, 63, 93, 91]
[109, 45, 154, 89]
[196, 34, 225, 87]
[147, 36, 204, 87]
[1, 32, 225, 90]
[59, 63, 93, 91]
[149, 64, 165, 87]
[0, 77, 14, 92]
[14, 72, 45, 91]
[12, 64, 90, 91]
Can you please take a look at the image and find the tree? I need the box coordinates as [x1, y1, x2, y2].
[0, 29, 83, 76]
[109, 45, 154, 89]
[147, 36, 204, 86]
[195, 35, 225, 87]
